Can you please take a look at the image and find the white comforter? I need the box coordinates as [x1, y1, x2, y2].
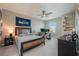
[17, 35, 42, 55]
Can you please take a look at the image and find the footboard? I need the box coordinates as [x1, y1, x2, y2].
[20, 37, 45, 56]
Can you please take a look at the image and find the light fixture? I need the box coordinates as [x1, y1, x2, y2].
[43, 14, 46, 17]
[0, 20, 2, 23]
[8, 28, 14, 34]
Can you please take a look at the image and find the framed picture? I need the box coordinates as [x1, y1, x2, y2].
[16, 17, 31, 27]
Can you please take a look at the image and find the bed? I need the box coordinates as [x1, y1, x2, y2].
[17, 35, 45, 56]
[15, 27, 45, 56]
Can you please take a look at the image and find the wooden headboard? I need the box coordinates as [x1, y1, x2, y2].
[15, 27, 32, 35]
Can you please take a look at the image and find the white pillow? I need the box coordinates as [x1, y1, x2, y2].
[22, 30, 30, 35]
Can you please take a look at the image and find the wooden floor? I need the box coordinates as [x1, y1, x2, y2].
[0, 37, 58, 56]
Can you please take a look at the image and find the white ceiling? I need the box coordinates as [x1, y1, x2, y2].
[0, 3, 76, 20]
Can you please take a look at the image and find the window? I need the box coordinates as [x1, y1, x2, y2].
[48, 22, 56, 33]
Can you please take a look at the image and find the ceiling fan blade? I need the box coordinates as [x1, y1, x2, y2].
[37, 10, 52, 18]
[46, 12, 52, 15]
[41, 15, 44, 18]
[37, 14, 42, 16]
[46, 15, 48, 17]
[37, 14, 45, 18]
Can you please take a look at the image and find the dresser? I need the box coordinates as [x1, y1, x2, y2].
[58, 35, 77, 56]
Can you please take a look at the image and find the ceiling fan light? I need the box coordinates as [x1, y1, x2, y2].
[43, 14, 46, 16]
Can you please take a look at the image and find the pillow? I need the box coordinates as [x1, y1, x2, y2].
[22, 30, 30, 35]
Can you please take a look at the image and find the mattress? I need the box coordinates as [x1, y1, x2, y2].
[18, 35, 42, 43]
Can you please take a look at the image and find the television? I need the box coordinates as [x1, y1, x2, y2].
[41, 28, 49, 32]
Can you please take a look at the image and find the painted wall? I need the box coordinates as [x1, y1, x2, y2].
[31, 18, 44, 33]
[45, 17, 63, 38]
[2, 9, 44, 38]
[45, 11, 75, 38]
[0, 10, 2, 31]
[0, 10, 2, 43]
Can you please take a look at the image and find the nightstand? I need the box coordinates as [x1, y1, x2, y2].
[4, 34, 14, 46]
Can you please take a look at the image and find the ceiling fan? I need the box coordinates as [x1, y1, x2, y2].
[37, 10, 53, 18]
